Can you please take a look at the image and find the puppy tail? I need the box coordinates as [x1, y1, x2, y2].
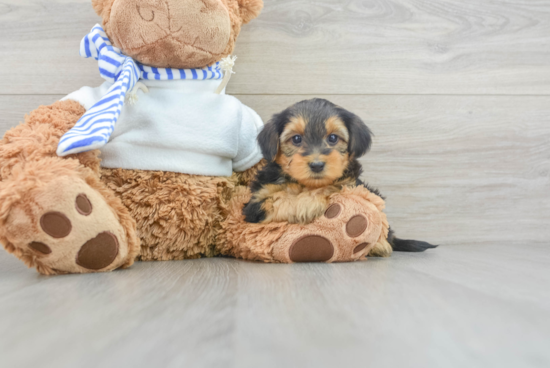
[388, 229, 438, 252]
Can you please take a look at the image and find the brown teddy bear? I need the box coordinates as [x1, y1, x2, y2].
[0, 0, 401, 275]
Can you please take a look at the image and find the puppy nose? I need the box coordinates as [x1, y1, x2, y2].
[309, 162, 326, 173]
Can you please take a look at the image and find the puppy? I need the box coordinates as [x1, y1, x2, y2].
[243, 98, 436, 252]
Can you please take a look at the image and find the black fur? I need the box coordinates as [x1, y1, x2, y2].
[256, 117, 281, 162]
[243, 200, 267, 223]
[387, 229, 438, 252]
[334, 106, 373, 158]
[244, 98, 437, 253]
[249, 161, 285, 192]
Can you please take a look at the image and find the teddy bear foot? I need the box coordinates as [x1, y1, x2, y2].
[270, 193, 384, 263]
[218, 186, 389, 264]
[0, 159, 139, 275]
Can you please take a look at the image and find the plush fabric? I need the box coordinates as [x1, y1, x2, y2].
[0, 0, 268, 275]
[0, 96, 264, 275]
[0, 100, 141, 275]
[0, 100, 100, 179]
[64, 78, 264, 175]
[0, 0, 395, 275]
[99, 159, 267, 262]
[101, 168, 234, 261]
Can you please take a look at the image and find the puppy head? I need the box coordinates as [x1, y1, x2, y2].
[258, 99, 373, 188]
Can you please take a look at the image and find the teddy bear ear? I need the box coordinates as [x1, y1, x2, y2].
[236, 0, 264, 24]
[91, 0, 111, 18]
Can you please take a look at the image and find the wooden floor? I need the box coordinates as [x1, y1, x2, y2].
[1, 244, 549, 368]
[0, 1, 549, 367]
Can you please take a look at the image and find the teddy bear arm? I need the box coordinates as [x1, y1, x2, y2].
[0, 100, 102, 181]
[0, 156, 140, 275]
[0, 99, 139, 274]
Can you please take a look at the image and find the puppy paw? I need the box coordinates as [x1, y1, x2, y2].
[1, 172, 138, 275]
[242, 201, 266, 223]
[271, 193, 385, 263]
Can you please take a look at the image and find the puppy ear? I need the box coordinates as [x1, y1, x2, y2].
[337, 108, 373, 158]
[236, 0, 264, 24]
[257, 121, 279, 162]
[258, 108, 293, 161]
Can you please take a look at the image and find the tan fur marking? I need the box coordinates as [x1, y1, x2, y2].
[325, 116, 349, 143]
[252, 184, 342, 224]
[277, 116, 307, 160]
[280, 116, 306, 143]
[279, 149, 350, 189]
[275, 153, 291, 170]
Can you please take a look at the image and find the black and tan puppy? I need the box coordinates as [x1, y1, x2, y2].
[243, 98, 436, 253]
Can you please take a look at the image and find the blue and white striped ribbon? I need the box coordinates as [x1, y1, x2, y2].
[57, 24, 223, 156]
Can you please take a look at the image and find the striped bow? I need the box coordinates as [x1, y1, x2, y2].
[57, 24, 223, 156]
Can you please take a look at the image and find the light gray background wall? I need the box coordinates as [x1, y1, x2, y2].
[0, 1, 548, 367]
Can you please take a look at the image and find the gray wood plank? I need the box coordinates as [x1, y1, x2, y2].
[1, 94, 549, 245]
[1, 0, 549, 95]
[0, 244, 548, 368]
[235, 0, 550, 95]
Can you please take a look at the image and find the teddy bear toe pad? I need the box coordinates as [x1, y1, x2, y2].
[346, 215, 369, 238]
[40, 211, 72, 238]
[28, 241, 52, 255]
[324, 203, 342, 219]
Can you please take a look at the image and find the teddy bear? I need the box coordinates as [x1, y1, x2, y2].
[0, 0, 396, 276]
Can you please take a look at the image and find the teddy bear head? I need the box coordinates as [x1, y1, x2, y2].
[91, 0, 263, 69]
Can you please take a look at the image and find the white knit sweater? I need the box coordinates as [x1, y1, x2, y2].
[63, 79, 264, 176]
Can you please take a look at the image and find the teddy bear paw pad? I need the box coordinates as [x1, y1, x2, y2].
[76, 232, 119, 270]
[289, 235, 335, 262]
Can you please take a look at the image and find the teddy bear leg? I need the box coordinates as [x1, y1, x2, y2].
[270, 189, 391, 263]
[219, 186, 392, 263]
[101, 169, 234, 261]
[0, 158, 140, 275]
[0, 100, 140, 274]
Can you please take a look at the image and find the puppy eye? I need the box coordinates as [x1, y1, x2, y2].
[327, 134, 339, 145]
[291, 135, 303, 146]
